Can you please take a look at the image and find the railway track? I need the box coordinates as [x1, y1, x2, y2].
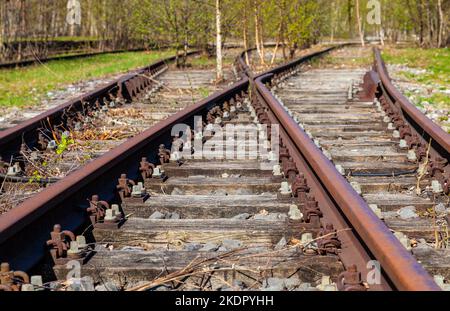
[0, 49, 241, 213]
[270, 47, 450, 289]
[0, 45, 447, 291]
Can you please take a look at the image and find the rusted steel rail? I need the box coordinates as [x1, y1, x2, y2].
[0, 51, 200, 162]
[371, 48, 449, 194]
[0, 78, 249, 271]
[253, 74, 440, 291]
[0, 45, 443, 291]
[249, 47, 445, 290]
[248, 46, 443, 290]
[236, 44, 352, 81]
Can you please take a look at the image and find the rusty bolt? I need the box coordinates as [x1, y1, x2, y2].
[46, 224, 79, 263]
[393, 117, 404, 129]
[0, 156, 7, 175]
[317, 223, 341, 255]
[337, 265, 367, 291]
[303, 196, 323, 227]
[406, 133, 420, 149]
[259, 114, 270, 125]
[416, 144, 428, 162]
[399, 124, 412, 140]
[139, 157, 155, 180]
[87, 195, 110, 226]
[158, 144, 171, 165]
[279, 146, 290, 163]
[283, 159, 298, 181]
[0, 262, 30, 291]
[292, 173, 310, 202]
[223, 101, 230, 112]
[116, 174, 136, 201]
[428, 157, 447, 180]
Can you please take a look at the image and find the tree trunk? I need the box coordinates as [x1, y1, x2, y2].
[281, 20, 287, 60]
[0, 1, 4, 61]
[17, 0, 26, 61]
[254, 1, 265, 65]
[347, 0, 353, 38]
[270, 21, 283, 65]
[279, 1, 287, 60]
[182, 0, 189, 65]
[425, 0, 433, 47]
[355, 0, 365, 46]
[379, 27, 385, 46]
[259, 14, 265, 65]
[216, 0, 223, 81]
[289, 43, 297, 59]
[330, 2, 335, 43]
[183, 32, 188, 64]
[418, 0, 425, 45]
[437, 0, 444, 47]
[243, 5, 250, 66]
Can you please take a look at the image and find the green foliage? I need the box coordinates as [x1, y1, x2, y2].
[382, 47, 450, 109]
[285, 0, 319, 47]
[382, 47, 450, 85]
[131, 0, 214, 49]
[198, 87, 211, 98]
[0, 50, 174, 107]
[28, 171, 42, 184]
[56, 134, 75, 155]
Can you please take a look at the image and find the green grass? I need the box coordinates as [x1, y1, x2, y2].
[0, 50, 175, 107]
[382, 46, 450, 110]
[8, 36, 103, 43]
[198, 87, 211, 98]
[188, 54, 233, 68]
[320, 54, 372, 67]
[382, 47, 449, 84]
[189, 55, 215, 67]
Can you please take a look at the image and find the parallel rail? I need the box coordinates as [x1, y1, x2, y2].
[0, 45, 444, 291]
[253, 77, 438, 291]
[372, 48, 449, 193]
[0, 78, 249, 271]
[0, 51, 200, 161]
[374, 49, 450, 153]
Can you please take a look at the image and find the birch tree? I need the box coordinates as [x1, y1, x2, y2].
[355, 0, 365, 46]
[216, 0, 223, 81]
